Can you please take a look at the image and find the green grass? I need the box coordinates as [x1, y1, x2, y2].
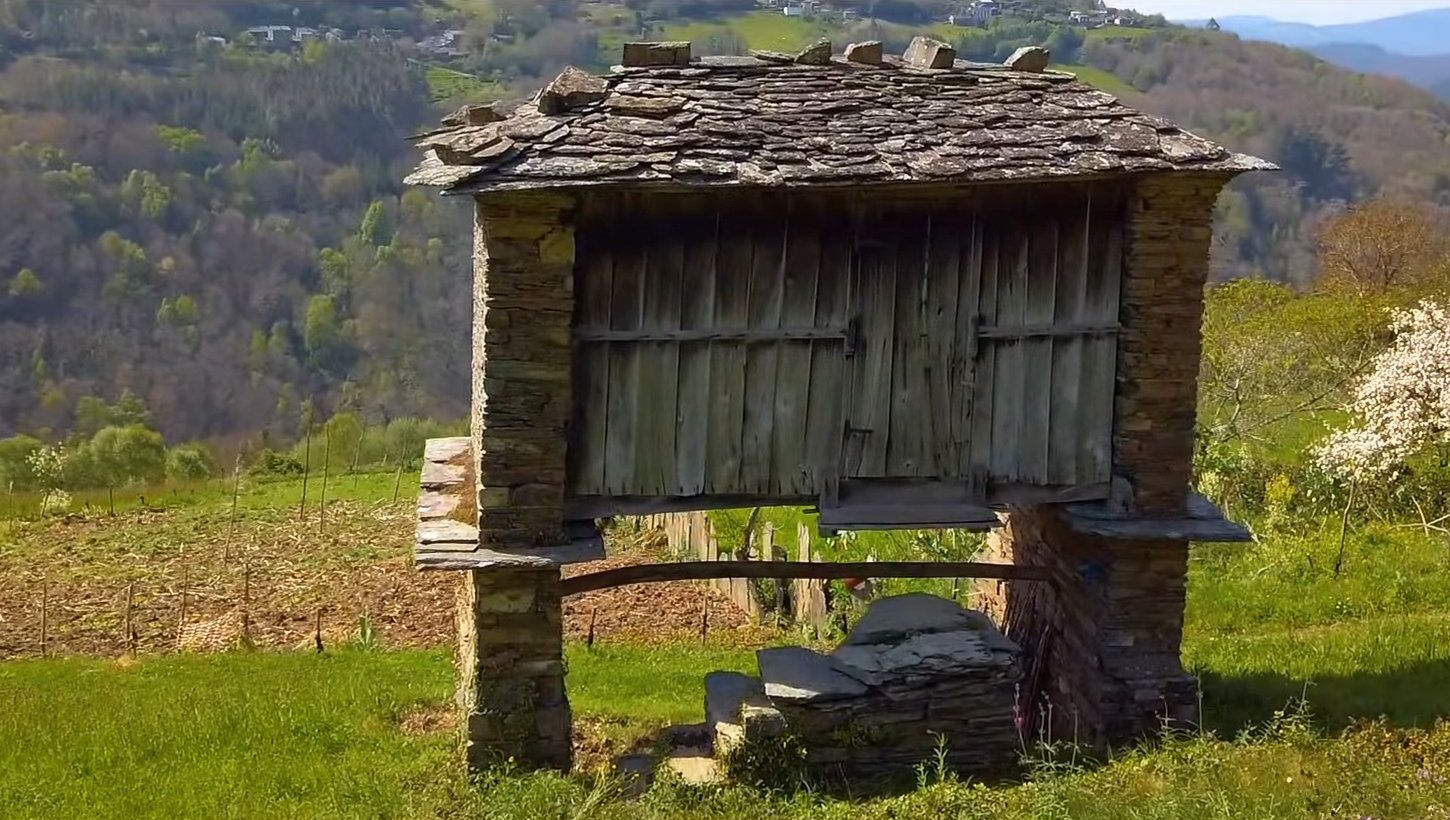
[1085, 25, 1161, 43]
[6, 643, 1450, 819]
[660, 11, 833, 52]
[425, 65, 502, 105]
[1053, 63, 1136, 96]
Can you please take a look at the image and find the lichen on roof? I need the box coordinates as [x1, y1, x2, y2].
[407, 42, 1273, 195]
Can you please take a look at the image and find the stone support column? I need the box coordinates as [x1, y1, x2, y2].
[457, 567, 571, 770]
[472, 193, 575, 552]
[1113, 173, 1229, 516]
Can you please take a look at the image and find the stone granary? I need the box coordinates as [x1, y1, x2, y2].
[406, 38, 1271, 772]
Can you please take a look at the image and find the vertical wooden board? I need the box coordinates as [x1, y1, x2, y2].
[1020, 218, 1058, 485]
[952, 216, 984, 481]
[774, 200, 822, 496]
[604, 229, 646, 495]
[989, 225, 1028, 481]
[674, 205, 718, 496]
[924, 210, 963, 476]
[638, 205, 685, 497]
[740, 202, 786, 495]
[1049, 195, 1090, 486]
[1080, 210, 1124, 484]
[567, 236, 614, 495]
[807, 214, 852, 503]
[706, 204, 754, 494]
[969, 225, 999, 484]
[846, 206, 898, 478]
[888, 209, 932, 477]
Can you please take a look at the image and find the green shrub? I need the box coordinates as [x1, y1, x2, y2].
[249, 448, 305, 477]
[165, 443, 217, 481]
[0, 435, 43, 490]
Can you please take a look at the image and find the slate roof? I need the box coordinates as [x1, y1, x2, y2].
[407, 55, 1273, 194]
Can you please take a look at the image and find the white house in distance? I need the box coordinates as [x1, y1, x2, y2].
[968, 0, 999, 25]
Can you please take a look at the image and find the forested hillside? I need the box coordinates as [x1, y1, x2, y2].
[1, 0, 1448, 452]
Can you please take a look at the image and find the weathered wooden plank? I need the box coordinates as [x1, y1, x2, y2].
[924, 211, 963, 477]
[888, 209, 931, 477]
[637, 209, 685, 496]
[706, 203, 753, 494]
[977, 322, 1119, 339]
[740, 203, 786, 495]
[1020, 218, 1058, 485]
[774, 199, 822, 496]
[560, 559, 1054, 596]
[968, 224, 999, 484]
[1080, 209, 1124, 484]
[574, 327, 847, 342]
[845, 207, 898, 478]
[953, 215, 984, 482]
[1049, 194, 1091, 486]
[568, 236, 614, 495]
[989, 225, 1028, 482]
[808, 203, 852, 505]
[674, 204, 718, 496]
[604, 232, 646, 495]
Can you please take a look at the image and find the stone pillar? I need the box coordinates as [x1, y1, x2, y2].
[472, 193, 575, 552]
[457, 567, 571, 770]
[980, 173, 1230, 747]
[1113, 173, 1229, 516]
[979, 507, 1194, 745]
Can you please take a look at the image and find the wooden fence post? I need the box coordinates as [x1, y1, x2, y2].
[317, 428, 331, 532]
[124, 581, 137, 658]
[39, 580, 48, 659]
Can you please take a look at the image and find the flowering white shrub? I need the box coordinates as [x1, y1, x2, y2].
[1316, 301, 1450, 483]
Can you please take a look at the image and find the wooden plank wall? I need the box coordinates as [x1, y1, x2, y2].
[570, 192, 849, 499]
[568, 183, 1129, 503]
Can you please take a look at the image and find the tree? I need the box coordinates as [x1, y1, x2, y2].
[166, 442, 217, 481]
[358, 200, 392, 246]
[1317, 301, 1450, 482]
[90, 424, 167, 487]
[0, 434, 43, 490]
[1316, 199, 1450, 297]
[1272, 127, 1360, 204]
[7, 268, 43, 298]
[304, 295, 353, 372]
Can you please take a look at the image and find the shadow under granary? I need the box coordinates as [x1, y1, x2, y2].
[404, 37, 1275, 775]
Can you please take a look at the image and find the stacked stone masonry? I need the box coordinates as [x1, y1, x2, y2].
[978, 506, 1194, 746]
[457, 567, 572, 770]
[709, 594, 1022, 779]
[472, 195, 575, 551]
[1114, 174, 1228, 516]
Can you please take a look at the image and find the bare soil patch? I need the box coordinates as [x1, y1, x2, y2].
[0, 502, 767, 660]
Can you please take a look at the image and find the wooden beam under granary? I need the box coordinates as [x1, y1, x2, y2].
[406, 38, 1273, 773]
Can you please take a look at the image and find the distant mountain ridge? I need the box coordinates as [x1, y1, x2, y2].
[1210, 8, 1450, 56]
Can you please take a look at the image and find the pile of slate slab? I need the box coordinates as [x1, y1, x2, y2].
[706, 593, 1022, 780]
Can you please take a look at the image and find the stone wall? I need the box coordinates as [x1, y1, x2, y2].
[1113, 173, 1230, 515]
[977, 508, 1193, 745]
[472, 193, 576, 552]
[457, 567, 571, 770]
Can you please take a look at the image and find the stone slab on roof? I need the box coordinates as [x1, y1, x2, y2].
[407, 54, 1273, 194]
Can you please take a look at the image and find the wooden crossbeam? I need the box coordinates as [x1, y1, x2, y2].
[559, 560, 1052, 596]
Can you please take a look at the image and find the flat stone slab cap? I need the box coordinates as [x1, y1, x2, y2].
[757, 646, 868, 702]
[622, 41, 691, 67]
[538, 66, 608, 114]
[705, 671, 763, 728]
[1062, 492, 1253, 542]
[845, 40, 883, 65]
[795, 39, 832, 66]
[1004, 46, 1051, 72]
[842, 593, 976, 646]
[903, 36, 955, 69]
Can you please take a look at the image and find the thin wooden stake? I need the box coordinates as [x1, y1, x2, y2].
[107, 486, 115, 517]
[5, 480, 12, 520]
[39, 581, 48, 659]
[314, 608, 324, 654]
[318, 428, 331, 532]
[177, 561, 190, 651]
[241, 564, 252, 645]
[699, 597, 709, 646]
[587, 607, 598, 650]
[392, 461, 404, 504]
[124, 582, 137, 658]
[223, 455, 242, 563]
[299, 420, 312, 521]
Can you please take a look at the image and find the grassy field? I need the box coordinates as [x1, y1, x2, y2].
[6, 454, 1450, 815]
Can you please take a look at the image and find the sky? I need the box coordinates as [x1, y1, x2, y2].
[1127, 0, 1450, 24]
